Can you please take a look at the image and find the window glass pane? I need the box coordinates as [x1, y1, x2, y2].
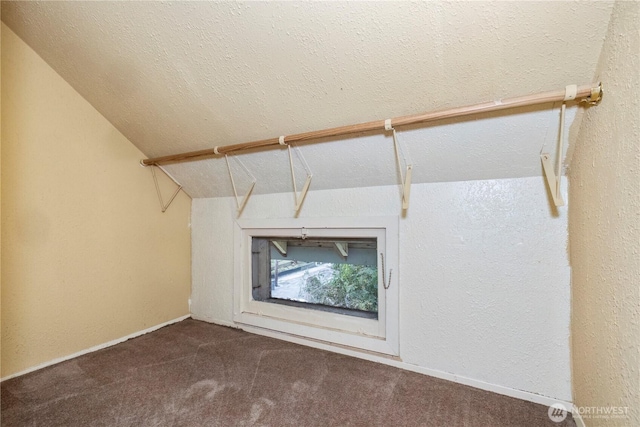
[252, 237, 378, 315]
[271, 261, 378, 312]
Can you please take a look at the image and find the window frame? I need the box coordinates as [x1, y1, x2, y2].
[233, 217, 399, 356]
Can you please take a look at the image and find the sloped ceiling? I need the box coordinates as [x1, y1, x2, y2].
[1, 1, 614, 198]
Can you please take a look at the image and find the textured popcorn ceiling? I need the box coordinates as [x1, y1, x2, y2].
[1, 1, 614, 198]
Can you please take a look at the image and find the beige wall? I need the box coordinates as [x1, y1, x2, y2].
[1, 23, 191, 377]
[569, 2, 640, 426]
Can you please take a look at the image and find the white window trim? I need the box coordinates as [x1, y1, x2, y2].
[233, 216, 399, 356]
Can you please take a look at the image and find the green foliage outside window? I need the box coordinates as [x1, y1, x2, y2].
[303, 264, 378, 312]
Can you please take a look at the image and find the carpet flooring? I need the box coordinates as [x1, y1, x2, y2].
[1, 318, 575, 426]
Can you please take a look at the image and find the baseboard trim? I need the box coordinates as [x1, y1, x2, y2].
[1, 314, 191, 382]
[229, 322, 573, 410]
[190, 315, 238, 329]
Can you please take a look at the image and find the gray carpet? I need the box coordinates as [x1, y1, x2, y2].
[1, 318, 575, 426]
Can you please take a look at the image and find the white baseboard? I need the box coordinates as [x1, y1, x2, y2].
[1, 314, 191, 382]
[226, 321, 574, 410]
[190, 314, 238, 329]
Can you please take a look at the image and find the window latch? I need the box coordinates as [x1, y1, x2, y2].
[381, 253, 392, 290]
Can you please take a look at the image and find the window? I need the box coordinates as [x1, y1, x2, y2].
[252, 237, 379, 319]
[234, 217, 399, 356]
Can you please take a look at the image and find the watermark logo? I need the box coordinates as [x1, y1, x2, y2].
[548, 403, 568, 423]
[548, 403, 630, 422]
[574, 405, 629, 420]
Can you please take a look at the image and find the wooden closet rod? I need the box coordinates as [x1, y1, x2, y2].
[142, 82, 601, 166]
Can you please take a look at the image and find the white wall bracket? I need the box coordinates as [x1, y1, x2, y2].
[271, 240, 288, 257]
[540, 152, 564, 207]
[386, 119, 413, 210]
[540, 86, 574, 208]
[150, 165, 183, 213]
[225, 154, 257, 216]
[334, 242, 349, 259]
[288, 144, 312, 215]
